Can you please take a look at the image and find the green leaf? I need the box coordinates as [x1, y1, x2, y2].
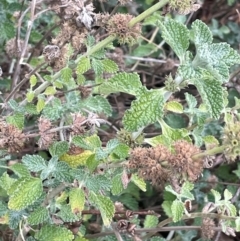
[185, 93, 197, 109]
[89, 192, 115, 226]
[223, 189, 233, 201]
[102, 59, 119, 73]
[165, 101, 183, 113]
[123, 89, 164, 131]
[91, 58, 103, 76]
[10, 163, 31, 177]
[8, 177, 43, 210]
[193, 74, 224, 119]
[6, 112, 24, 129]
[49, 141, 69, 157]
[80, 95, 112, 116]
[42, 98, 63, 120]
[131, 174, 146, 192]
[85, 175, 111, 193]
[157, 18, 189, 62]
[26, 91, 35, 103]
[36, 98, 45, 113]
[236, 218, 240, 232]
[190, 19, 213, 45]
[211, 189, 221, 203]
[25, 103, 38, 115]
[44, 86, 56, 95]
[0, 172, 16, 192]
[53, 80, 63, 89]
[69, 188, 85, 213]
[111, 174, 124, 195]
[57, 205, 80, 222]
[171, 200, 184, 222]
[195, 43, 240, 81]
[181, 181, 194, 192]
[162, 201, 173, 217]
[76, 57, 91, 74]
[27, 207, 49, 225]
[53, 161, 73, 182]
[22, 154, 47, 172]
[144, 215, 159, 228]
[30, 75, 37, 87]
[35, 225, 74, 241]
[0, 201, 8, 216]
[61, 67, 72, 83]
[99, 72, 142, 96]
[111, 143, 130, 159]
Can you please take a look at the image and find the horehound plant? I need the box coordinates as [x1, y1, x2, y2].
[0, 0, 240, 240]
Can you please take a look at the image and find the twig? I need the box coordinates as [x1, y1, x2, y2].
[12, 0, 37, 91]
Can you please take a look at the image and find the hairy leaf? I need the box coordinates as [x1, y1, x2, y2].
[6, 112, 24, 129]
[131, 174, 146, 192]
[76, 57, 91, 74]
[171, 200, 184, 222]
[123, 89, 164, 131]
[27, 207, 49, 225]
[61, 67, 72, 83]
[56, 205, 81, 222]
[111, 174, 124, 195]
[164, 101, 183, 113]
[0, 172, 16, 192]
[35, 225, 74, 241]
[190, 19, 213, 45]
[10, 163, 31, 177]
[99, 72, 142, 96]
[49, 141, 69, 157]
[89, 192, 115, 226]
[80, 95, 112, 116]
[144, 215, 159, 228]
[69, 188, 85, 213]
[193, 74, 224, 119]
[157, 18, 189, 62]
[102, 59, 119, 73]
[22, 154, 47, 172]
[8, 177, 43, 210]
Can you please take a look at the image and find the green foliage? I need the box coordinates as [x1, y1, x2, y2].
[123, 88, 164, 131]
[35, 225, 74, 241]
[1, 1, 240, 240]
[8, 177, 43, 210]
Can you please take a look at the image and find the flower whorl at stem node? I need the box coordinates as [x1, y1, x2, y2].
[106, 14, 141, 45]
[222, 121, 240, 162]
[169, 0, 201, 15]
[0, 120, 27, 153]
[128, 140, 204, 190]
[201, 218, 216, 240]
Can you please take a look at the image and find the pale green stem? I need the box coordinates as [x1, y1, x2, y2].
[128, 0, 169, 27]
[192, 145, 226, 160]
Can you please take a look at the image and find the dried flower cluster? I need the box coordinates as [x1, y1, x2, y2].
[43, 44, 68, 71]
[38, 117, 56, 148]
[201, 218, 216, 240]
[169, 140, 203, 182]
[43, 0, 95, 70]
[0, 120, 27, 153]
[106, 13, 141, 45]
[222, 120, 240, 161]
[5, 37, 29, 58]
[128, 140, 203, 189]
[46, 0, 95, 29]
[169, 0, 201, 15]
